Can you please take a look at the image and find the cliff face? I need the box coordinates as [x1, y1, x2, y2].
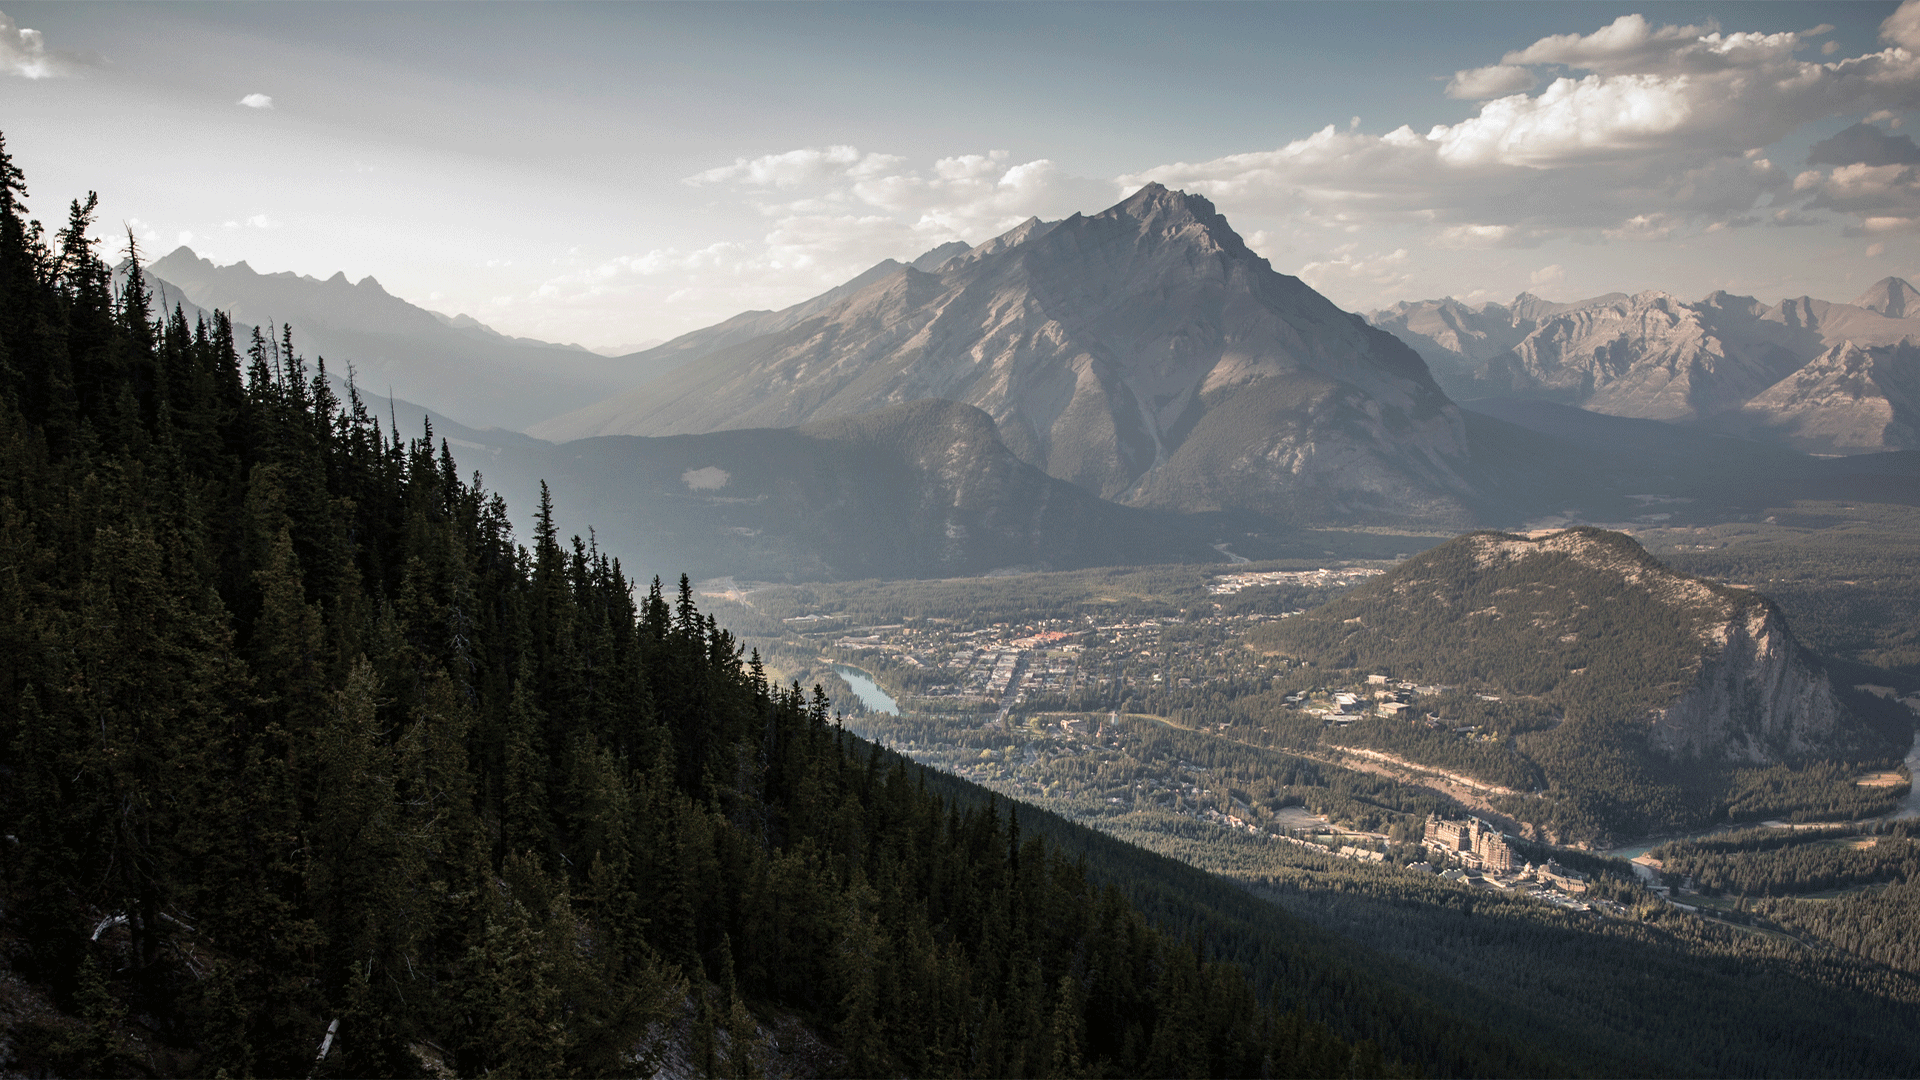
[1650, 601, 1850, 764]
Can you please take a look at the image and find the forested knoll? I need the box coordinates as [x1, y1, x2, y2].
[0, 138, 1541, 1077]
[1243, 528, 1904, 842]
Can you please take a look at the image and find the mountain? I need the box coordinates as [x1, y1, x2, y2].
[1734, 340, 1920, 453]
[1245, 527, 1901, 843]
[431, 398, 1219, 582]
[1370, 279, 1920, 443]
[1253, 527, 1868, 765]
[1852, 275, 1920, 318]
[141, 246, 634, 430]
[532, 185, 1478, 528]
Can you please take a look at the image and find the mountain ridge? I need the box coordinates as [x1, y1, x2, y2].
[1370, 280, 1920, 453]
[142, 246, 635, 430]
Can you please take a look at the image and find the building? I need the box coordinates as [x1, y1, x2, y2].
[1539, 859, 1590, 893]
[1424, 815, 1516, 872]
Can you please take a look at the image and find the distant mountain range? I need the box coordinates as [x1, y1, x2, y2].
[128, 193, 1920, 577]
[1367, 281, 1920, 454]
[137, 247, 640, 431]
[531, 185, 1479, 528]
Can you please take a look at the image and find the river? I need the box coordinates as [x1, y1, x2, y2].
[832, 664, 900, 716]
[1603, 726, 1920, 860]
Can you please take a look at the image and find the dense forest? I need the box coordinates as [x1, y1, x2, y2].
[0, 139, 1422, 1077]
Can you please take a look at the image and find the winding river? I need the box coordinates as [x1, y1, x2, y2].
[1602, 726, 1920, 860]
[832, 664, 900, 716]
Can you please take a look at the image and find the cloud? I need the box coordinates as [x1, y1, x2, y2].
[685, 145, 902, 189]
[1803, 161, 1920, 215]
[1294, 245, 1414, 294]
[1500, 14, 1733, 75]
[239, 93, 274, 109]
[1123, 3, 1920, 250]
[1885, 1, 1920, 50]
[1445, 65, 1537, 100]
[1807, 122, 1920, 166]
[0, 9, 82, 78]
[1435, 223, 1546, 248]
[1529, 264, 1567, 287]
[500, 146, 1119, 340]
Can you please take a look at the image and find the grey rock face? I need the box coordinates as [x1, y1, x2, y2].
[1370, 278, 1920, 447]
[535, 184, 1474, 525]
[1650, 602, 1849, 764]
[1735, 341, 1920, 453]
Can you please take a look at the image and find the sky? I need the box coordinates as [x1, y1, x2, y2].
[5, 1, 1920, 350]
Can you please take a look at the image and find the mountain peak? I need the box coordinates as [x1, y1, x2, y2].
[1116, 181, 1209, 218]
[908, 240, 971, 273]
[1850, 276, 1920, 318]
[1107, 183, 1247, 256]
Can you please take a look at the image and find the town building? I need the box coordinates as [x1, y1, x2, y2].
[1424, 814, 1516, 872]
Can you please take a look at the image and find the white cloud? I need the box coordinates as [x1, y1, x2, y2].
[0, 9, 81, 78]
[498, 146, 1119, 339]
[238, 92, 274, 109]
[1436, 223, 1546, 248]
[1602, 213, 1682, 242]
[1445, 65, 1537, 100]
[1885, 1, 1920, 50]
[1295, 245, 1414, 294]
[686, 145, 899, 189]
[1122, 3, 1920, 257]
[1499, 15, 1732, 75]
[1529, 264, 1567, 287]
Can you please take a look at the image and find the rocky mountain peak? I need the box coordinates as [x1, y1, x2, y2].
[532, 184, 1473, 526]
[1102, 183, 1250, 257]
[908, 242, 970, 273]
[1850, 276, 1920, 318]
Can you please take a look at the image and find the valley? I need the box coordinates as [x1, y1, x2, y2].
[674, 495, 1920, 1071]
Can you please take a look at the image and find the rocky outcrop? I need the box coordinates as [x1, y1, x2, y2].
[1650, 601, 1850, 764]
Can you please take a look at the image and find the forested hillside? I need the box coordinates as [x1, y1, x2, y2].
[1245, 528, 1903, 842]
[0, 140, 1406, 1077]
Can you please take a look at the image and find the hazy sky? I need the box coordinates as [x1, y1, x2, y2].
[5, 1, 1920, 348]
